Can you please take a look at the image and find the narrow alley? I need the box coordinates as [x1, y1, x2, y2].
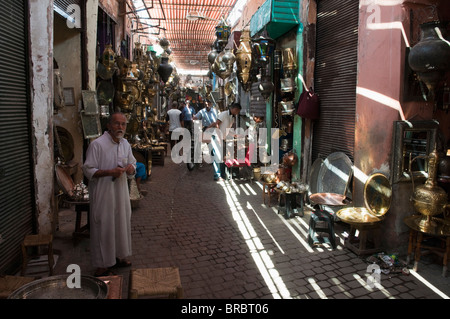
[52, 155, 450, 300]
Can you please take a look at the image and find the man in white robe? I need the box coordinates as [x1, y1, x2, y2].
[82, 112, 136, 276]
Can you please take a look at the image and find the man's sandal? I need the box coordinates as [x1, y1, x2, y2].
[114, 258, 132, 268]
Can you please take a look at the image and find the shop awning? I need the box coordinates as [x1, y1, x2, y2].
[250, 0, 300, 39]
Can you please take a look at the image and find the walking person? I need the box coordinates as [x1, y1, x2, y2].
[206, 103, 242, 181]
[166, 101, 182, 150]
[194, 99, 218, 166]
[181, 99, 196, 133]
[82, 112, 136, 277]
[194, 99, 218, 131]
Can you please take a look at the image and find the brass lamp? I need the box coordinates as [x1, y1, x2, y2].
[236, 28, 253, 91]
[215, 18, 231, 53]
[102, 44, 116, 71]
[282, 48, 296, 77]
[252, 31, 275, 67]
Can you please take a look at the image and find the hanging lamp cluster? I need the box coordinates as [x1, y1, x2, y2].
[207, 23, 278, 101]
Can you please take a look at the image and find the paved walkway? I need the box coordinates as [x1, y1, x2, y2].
[53, 154, 450, 299]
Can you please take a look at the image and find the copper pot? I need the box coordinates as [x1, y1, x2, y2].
[283, 151, 298, 167]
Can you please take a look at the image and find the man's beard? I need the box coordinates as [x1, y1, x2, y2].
[112, 130, 124, 140]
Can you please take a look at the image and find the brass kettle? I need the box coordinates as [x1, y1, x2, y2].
[410, 149, 449, 226]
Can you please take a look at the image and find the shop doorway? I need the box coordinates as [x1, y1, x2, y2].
[312, 0, 359, 162]
[0, 0, 35, 273]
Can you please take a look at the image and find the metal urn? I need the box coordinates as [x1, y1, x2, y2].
[157, 52, 173, 83]
[258, 74, 274, 100]
[208, 46, 218, 65]
[212, 48, 234, 80]
[408, 21, 450, 94]
[410, 149, 449, 228]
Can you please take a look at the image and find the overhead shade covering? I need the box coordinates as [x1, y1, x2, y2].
[250, 0, 299, 39]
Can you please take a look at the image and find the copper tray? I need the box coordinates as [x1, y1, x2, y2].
[55, 164, 75, 197]
[309, 193, 348, 206]
[8, 275, 108, 299]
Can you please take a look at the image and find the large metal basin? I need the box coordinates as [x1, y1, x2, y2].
[8, 275, 108, 299]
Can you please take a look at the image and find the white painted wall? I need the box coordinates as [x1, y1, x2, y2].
[29, 0, 54, 234]
[86, 0, 99, 91]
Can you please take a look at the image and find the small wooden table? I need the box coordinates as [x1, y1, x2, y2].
[262, 182, 277, 207]
[404, 214, 450, 277]
[336, 207, 384, 256]
[63, 199, 90, 244]
[276, 189, 305, 219]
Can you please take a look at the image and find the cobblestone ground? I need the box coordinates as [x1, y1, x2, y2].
[53, 154, 450, 300]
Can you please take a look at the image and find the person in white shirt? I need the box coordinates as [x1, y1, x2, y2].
[166, 101, 182, 149]
[82, 112, 136, 277]
[206, 103, 242, 181]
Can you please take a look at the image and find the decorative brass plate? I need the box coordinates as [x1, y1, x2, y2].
[364, 173, 392, 218]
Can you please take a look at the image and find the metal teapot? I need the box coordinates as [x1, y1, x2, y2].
[410, 149, 449, 227]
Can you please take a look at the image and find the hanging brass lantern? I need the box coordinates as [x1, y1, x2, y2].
[102, 44, 116, 71]
[282, 48, 296, 76]
[133, 42, 144, 64]
[236, 28, 253, 90]
[215, 18, 231, 52]
[252, 31, 275, 67]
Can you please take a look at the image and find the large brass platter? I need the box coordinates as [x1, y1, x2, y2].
[364, 173, 391, 218]
[336, 207, 383, 226]
[8, 275, 108, 299]
[404, 214, 450, 236]
[337, 173, 391, 226]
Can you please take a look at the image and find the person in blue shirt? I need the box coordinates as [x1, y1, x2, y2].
[181, 99, 196, 133]
[194, 99, 218, 131]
